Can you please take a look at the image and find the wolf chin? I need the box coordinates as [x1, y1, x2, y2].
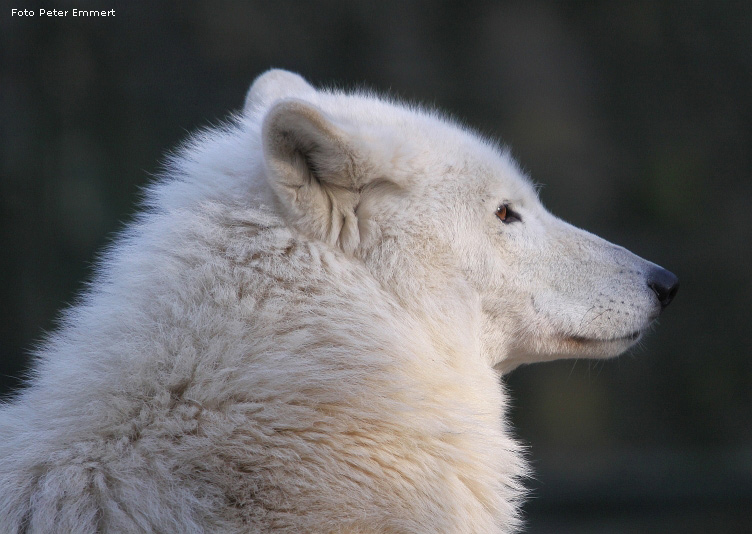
[0, 70, 677, 533]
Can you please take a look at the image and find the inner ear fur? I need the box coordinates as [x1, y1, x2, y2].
[262, 99, 365, 253]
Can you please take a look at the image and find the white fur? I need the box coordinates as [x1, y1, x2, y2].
[0, 70, 672, 533]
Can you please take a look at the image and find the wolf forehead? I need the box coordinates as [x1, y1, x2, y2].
[242, 69, 537, 198]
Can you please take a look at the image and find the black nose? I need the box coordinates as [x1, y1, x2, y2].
[647, 267, 679, 309]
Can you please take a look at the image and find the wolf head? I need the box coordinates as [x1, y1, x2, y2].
[246, 69, 678, 373]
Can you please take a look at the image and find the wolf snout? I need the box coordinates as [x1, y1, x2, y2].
[647, 267, 679, 309]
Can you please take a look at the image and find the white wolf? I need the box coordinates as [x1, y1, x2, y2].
[0, 70, 677, 533]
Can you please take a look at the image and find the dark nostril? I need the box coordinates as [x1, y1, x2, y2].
[648, 267, 679, 309]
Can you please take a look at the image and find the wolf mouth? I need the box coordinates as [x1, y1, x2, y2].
[567, 330, 642, 344]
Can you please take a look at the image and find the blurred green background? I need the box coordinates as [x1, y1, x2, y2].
[1, 1, 751, 532]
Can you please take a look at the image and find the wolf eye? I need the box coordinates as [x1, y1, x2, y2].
[495, 204, 520, 223]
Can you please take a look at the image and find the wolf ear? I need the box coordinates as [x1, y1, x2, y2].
[262, 99, 366, 252]
[244, 69, 315, 114]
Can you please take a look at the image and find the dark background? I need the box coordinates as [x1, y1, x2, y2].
[2, 1, 751, 532]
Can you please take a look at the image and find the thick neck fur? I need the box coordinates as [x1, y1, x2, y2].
[0, 115, 527, 534]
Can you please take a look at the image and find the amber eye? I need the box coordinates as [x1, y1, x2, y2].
[495, 204, 520, 224]
[495, 205, 508, 221]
